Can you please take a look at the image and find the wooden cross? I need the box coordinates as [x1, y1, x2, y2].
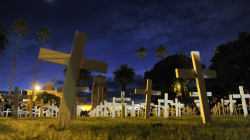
[38, 31, 108, 128]
[115, 91, 131, 118]
[233, 86, 250, 117]
[224, 95, 236, 115]
[135, 79, 161, 119]
[175, 51, 216, 124]
[2, 87, 32, 119]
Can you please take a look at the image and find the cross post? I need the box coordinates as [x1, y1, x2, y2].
[135, 79, 161, 119]
[175, 51, 216, 124]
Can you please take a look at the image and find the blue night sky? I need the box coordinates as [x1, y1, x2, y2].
[1, 0, 250, 103]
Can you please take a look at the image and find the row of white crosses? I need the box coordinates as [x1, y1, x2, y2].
[38, 31, 108, 128]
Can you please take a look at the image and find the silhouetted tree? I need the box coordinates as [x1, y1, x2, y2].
[32, 26, 51, 97]
[136, 47, 148, 71]
[156, 45, 168, 60]
[36, 91, 60, 107]
[9, 19, 30, 95]
[0, 19, 9, 53]
[144, 53, 200, 104]
[113, 64, 135, 97]
[209, 31, 250, 96]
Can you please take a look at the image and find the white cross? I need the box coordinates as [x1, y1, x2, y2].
[176, 51, 216, 124]
[158, 99, 164, 116]
[115, 91, 131, 118]
[112, 97, 118, 118]
[38, 31, 108, 128]
[163, 93, 173, 118]
[135, 79, 161, 119]
[175, 98, 184, 117]
[224, 95, 236, 115]
[104, 100, 112, 117]
[233, 86, 250, 117]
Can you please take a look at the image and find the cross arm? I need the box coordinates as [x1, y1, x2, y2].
[190, 92, 212, 97]
[233, 94, 241, 98]
[76, 87, 89, 92]
[125, 98, 131, 101]
[151, 90, 161, 96]
[175, 69, 217, 78]
[38, 48, 70, 66]
[38, 48, 108, 74]
[135, 89, 146, 94]
[80, 58, 108, 74]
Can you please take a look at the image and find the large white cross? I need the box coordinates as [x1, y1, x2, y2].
[38, 31, 108, 128]
[175, 51, 216, 124]
[233, 86, 250, 117]
[115, 91, 131, 118]
[135, 79, 161, 119]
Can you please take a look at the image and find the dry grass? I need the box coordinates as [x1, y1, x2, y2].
[0, 115, 250, 140]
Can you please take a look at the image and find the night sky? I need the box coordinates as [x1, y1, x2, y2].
[1, 0, 250, 103]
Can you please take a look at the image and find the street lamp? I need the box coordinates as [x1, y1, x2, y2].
[35, 85, 40, 90]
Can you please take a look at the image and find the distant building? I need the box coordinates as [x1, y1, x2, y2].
[25, 83, 62, 101]
[91, 75, 107, 110]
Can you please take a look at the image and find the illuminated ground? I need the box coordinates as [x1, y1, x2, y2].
[0, 115, 250, 139]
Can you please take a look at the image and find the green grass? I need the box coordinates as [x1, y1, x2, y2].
[0, 115, 250, 140]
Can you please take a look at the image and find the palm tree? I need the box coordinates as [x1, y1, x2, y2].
[63, 68, 92, 86]
[0, 20, 9, 53]
[156, 45, 168, 60]
[136, 47, 148, 71]
[9, 19, 30, 95]
[31, 26, 51, 104]
[113, 64, 135, 97]
[31, 27, 51, 93]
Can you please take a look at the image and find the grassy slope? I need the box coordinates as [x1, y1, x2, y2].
[0, 115, 250, 140]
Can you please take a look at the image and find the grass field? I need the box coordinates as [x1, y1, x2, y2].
[0, 115, 250, 140]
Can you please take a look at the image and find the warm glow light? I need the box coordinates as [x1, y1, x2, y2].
[81, 105, 92, 111]
[35, 85, 40, 90]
